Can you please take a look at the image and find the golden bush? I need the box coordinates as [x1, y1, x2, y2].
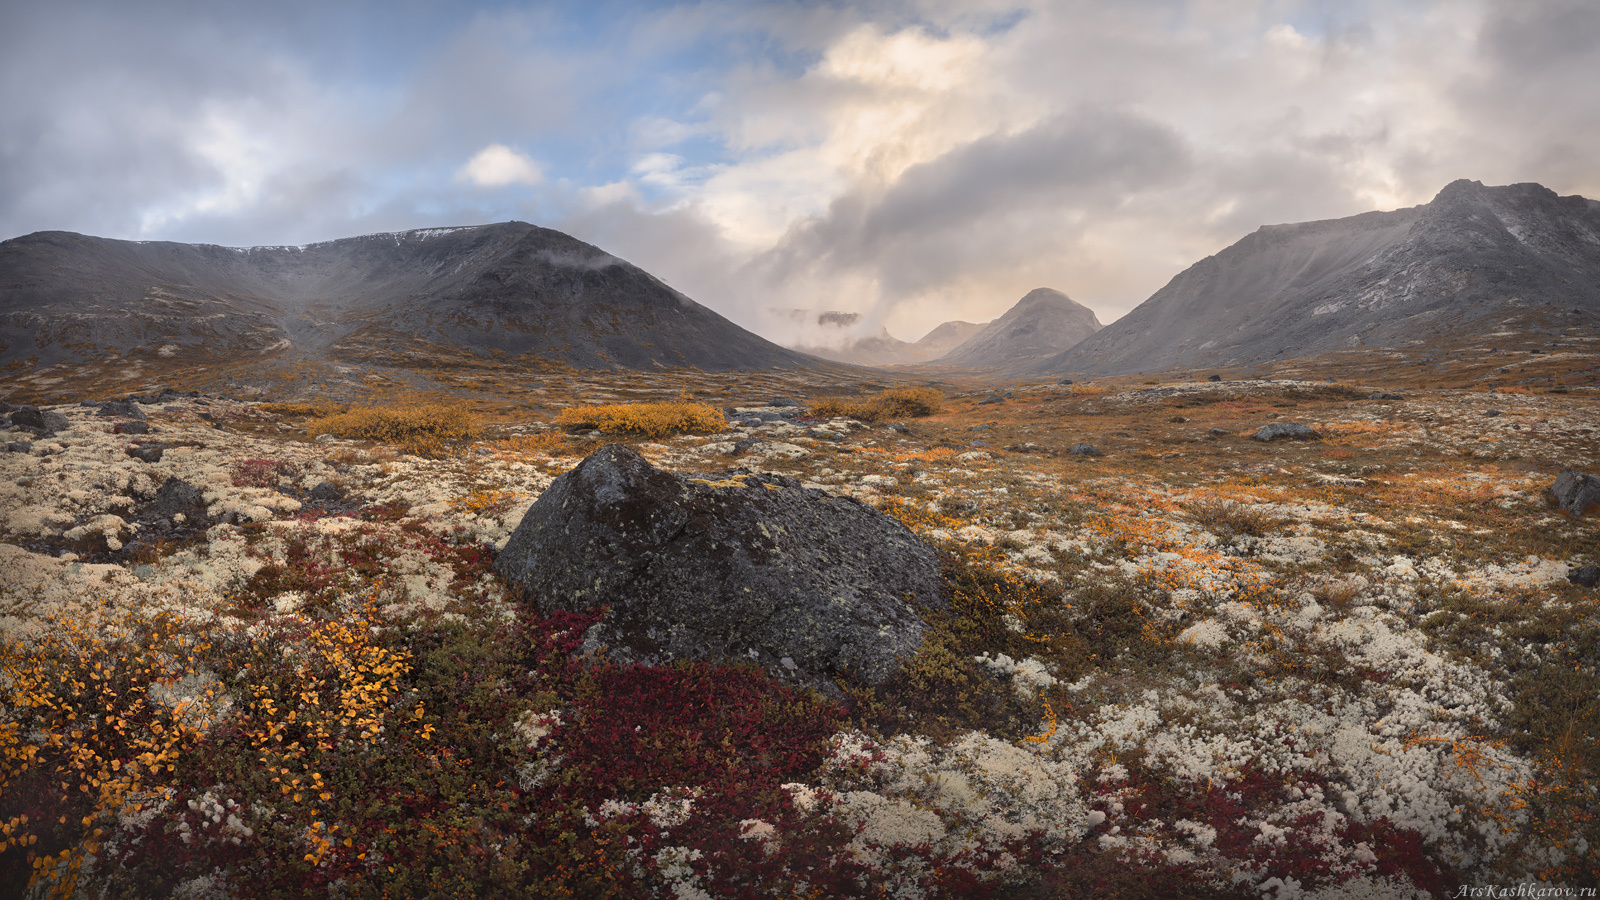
[308, 403, 481, 457]
[808, 387, 943, 423]
[260, 402, 339, 418]
[554, 402, 726, 439]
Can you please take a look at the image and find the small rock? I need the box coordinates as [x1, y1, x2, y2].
[977, 395, 1007, 406]
[733, 436, 766, 455]
[885, 423, 910, 434]
[314, 433, 336, 443]
[1170, 416, 1188, 423]
[1483, 410, 1502, 417]
[768, 397, 800, 407]
[1059, 379, 1073, 385]
[1070, 443, 1101, 456]
[957, 451, 992, 462]
[970, 424, 991, 431]
[1209, 428, 1230, 436]
[96, 400, 148, 420]
[1369, 392, 1404, 401]
[113, 421, 151, 435]
[810, 429, 845, 442]
[1568, 566, 1600, 588]
[126, 445, 165, 463]
[1266, 413, 1280, 419]
[1207, 375, 1222, 382]
[1252, 423, 1320, 442]
[969, 440, 989, 448]
[6, 441, 32, 454]
[1549, 470, 1600, 515]
[309, 481, 345, 502]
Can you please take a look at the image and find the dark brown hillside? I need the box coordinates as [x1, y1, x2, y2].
[0, 222, 825, 375]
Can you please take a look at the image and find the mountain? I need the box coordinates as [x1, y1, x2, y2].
[0, 222, 822, 374]
[1028, 180, 1600, 376]
[936, 288, 1102, 368]
[791, 315, 986, 367]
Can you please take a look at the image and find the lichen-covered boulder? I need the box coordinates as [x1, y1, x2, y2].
[1252, 422, 1320, 442]
[1550, 469, 1600, 516]
[494, 443, 946, 686]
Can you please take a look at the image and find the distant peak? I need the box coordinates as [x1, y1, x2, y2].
[1434, 179, 1486, 201]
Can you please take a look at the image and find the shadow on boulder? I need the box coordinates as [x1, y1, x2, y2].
[493, 444, 947, 687]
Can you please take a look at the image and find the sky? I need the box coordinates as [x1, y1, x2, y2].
[3, 0, 1598, 346]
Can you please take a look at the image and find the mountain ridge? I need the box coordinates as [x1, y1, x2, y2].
[0, 222, 825, 374]
[1028, 180, 1600, 376]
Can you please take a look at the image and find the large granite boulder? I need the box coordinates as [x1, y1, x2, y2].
[1550, 469, 1600, 516]
[494, 443, 946, 686]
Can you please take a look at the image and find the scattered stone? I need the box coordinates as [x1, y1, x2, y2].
[1549, 470, 1600, 515]
[1266, 413, 1280, 419]
[1209, 428, 1230, 437]
[6, 441, 32, 454]
[1483, 410, 1502, 417]
[810, 429, 845, 442]
[1069, 443, 1101, 456]
[315, 433, 336, 444]
[96, 400, 148, 420]
[1252, 423, 1320, 442]
[10, 406, 69, 435]
[126, 445, 165, 463]
[142, 478, 207, 522]
[113, 421, 151, 435]
[1569, 566, 1600, 588]
[309, 481, 345, 502]
[1208, 375, 1222, 382]
[493, 444, 946, 686]
[1369, 392, 1404, 401]
[957, 451, 992, 462]
[885, 423, 910, 434]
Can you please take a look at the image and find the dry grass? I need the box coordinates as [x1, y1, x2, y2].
[554, 401, 726, 438]
[493, 433, 577, 456]
[308, 402, 481, 457]
[259, 401, 339, 418]
[1181, 497, 1283, 538]
[809, 386, 943, 422]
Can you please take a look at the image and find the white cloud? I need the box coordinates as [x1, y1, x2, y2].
[458, 144, 544, 188]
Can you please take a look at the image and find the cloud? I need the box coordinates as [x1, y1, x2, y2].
[4, 0, 1600, 346]
[458, 144, 545, 188]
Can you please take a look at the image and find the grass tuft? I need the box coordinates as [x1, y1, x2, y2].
[809, 387, 943, 423]
[308, 403, 481, 457]
[554, 401, 725, 438]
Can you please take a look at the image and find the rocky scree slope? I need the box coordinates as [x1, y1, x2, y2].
[937, 287, 1103, 370]
[1033, 180, 1600, 376]
[0, 223, 822, 373]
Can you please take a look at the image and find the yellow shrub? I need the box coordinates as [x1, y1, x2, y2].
[555, 402, 726, 438]
[308, 403, 481, 457]
[260, 402, 339, 418]
[809, 387, 943, 423]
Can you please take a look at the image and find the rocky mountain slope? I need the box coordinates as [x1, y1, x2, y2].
[0, 223, 822, 375]
[936, 288, 1102, 369]
[1030, 180, 1600, 376]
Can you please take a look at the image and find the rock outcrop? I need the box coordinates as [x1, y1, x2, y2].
[494, 444, 946, 686]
